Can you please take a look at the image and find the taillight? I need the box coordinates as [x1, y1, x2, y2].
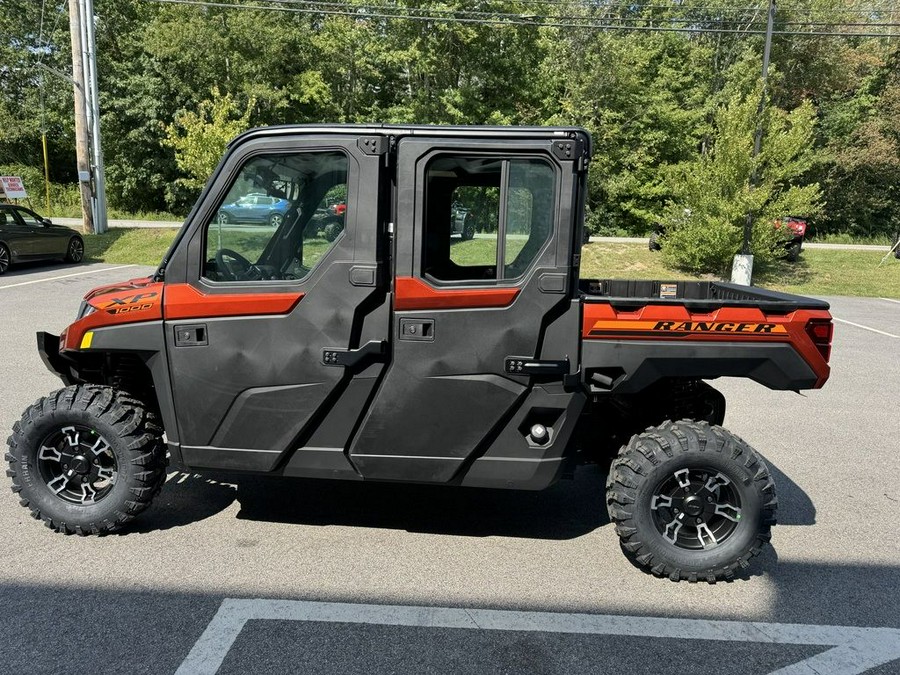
[805, 319, 833, 362]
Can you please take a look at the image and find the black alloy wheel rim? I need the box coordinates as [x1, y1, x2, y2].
[0, 246, 8, 273]
[69, 239, 84, 262]
[650, 467, 743, 550]
[36, 425, 118, 505]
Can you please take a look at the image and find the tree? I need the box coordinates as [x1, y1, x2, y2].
[661, 76, 822, 275]
[163, 88, 254, 190]
[811, 47, 900, 239]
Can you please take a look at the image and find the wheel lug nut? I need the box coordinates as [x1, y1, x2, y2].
[673, 508, 679, 514]
[696, 517, 702, 524]
[63, 464, 68, 469]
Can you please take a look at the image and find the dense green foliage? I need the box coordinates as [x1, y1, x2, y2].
[2, 0, 898, 272]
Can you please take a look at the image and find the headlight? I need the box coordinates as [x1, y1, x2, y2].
[77, 301, 97, 319]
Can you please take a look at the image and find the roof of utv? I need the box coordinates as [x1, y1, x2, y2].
[230, 124, 592, 156]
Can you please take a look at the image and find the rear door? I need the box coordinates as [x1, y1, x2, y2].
[349, 133, 585, 482]
[163, 133, 390, 474]
[1, 207, 36, 258]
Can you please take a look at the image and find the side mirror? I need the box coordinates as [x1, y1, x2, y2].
[42, 218, 53, 227]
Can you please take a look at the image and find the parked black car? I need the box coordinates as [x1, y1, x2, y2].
[0, 205, 84, 275]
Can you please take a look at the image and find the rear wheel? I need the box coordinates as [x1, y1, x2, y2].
[606, 420, 777, 582]
[65, 236, 84, 263]
[0, 243, 9, 275]
[786, 241, 801, 263]
[5, 385, 166, 535]
[462, 216, 476, 241]
[268, 213, 284, 228]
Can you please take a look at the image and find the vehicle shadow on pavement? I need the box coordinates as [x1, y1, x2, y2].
[0, 259, 91, 278]
[765, 458, 817, 526]
[228, 464, 610, 540]
[127, 457, 814, 542]
[123, 472, 238, 535]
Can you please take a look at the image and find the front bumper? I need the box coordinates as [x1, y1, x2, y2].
[36, 332, 75, 385]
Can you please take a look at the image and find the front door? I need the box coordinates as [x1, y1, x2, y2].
[15, 207, 66, 259]
[350, 134, 584, 483]
[163, 134, 389, 473]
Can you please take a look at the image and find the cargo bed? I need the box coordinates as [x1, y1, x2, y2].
[579, 279, 830, 313]
[578, 279, 833, 393]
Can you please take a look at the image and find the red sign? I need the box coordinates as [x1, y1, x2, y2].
[0, 176, 27, 199]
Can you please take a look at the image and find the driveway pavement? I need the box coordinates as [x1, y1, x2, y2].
[0, 263, 897, 674]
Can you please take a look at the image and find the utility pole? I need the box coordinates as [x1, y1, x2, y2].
[68, 0, 94, 234]
[80, 0, 107, 233]
[731, 0, 776, 286]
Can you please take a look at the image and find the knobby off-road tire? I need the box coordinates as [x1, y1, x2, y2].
[5, 385, 166, 535]
[606, 420, 777, 583]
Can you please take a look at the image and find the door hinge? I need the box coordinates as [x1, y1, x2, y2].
[358, 136, 389, 156]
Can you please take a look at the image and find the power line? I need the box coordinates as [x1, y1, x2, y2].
[35, 1, 69, 67]
[143, 0, 900, 36]
[261, 0, 900, 26]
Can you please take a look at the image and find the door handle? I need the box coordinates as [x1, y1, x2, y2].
[174, 324, 208, 346]
[399, 318, 434, 341]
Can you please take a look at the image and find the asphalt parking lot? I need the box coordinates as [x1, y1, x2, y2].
[0, 262, 898, 675]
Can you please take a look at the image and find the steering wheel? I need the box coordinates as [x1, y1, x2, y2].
[215, 248, 255, 280]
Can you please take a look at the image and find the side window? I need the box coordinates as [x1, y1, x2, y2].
[504, 160, 556, 279]
[203, 151, 348, 283]
[16, 209, 43, 228]
[423, 155, 555, 283]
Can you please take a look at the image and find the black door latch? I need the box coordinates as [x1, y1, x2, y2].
[174, 324, 207, 347]
[505, 356, 569, 376]
[322, 340, 387, 368]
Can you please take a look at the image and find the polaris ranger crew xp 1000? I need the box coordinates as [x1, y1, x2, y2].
[6, 126, 833, 582]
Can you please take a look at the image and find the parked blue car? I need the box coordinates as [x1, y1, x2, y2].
[216, 193, 291, 227]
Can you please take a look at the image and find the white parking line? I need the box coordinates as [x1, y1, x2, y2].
[879, 297, 900, 305]
[833, 317, 899, 339]
[0, 265, 136, 290]
[176, 598, 900, 675]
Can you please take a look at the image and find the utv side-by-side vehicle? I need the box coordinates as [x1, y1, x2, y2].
[5, 126, 833, 582]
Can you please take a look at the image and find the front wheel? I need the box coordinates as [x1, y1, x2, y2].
[65, 236, 84, 263]
[5, 385, 166, 535]
[606, 420, 777, 582]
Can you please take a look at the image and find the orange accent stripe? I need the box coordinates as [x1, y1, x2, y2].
[394, 276, 519, 310]
[581, 302, 833, 388]
[164, 283, 304, 320]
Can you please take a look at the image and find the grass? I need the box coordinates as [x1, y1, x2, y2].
[85, 228, 177, 265]
[82, 228, 900, 298]
[581, 243, 900, 298]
